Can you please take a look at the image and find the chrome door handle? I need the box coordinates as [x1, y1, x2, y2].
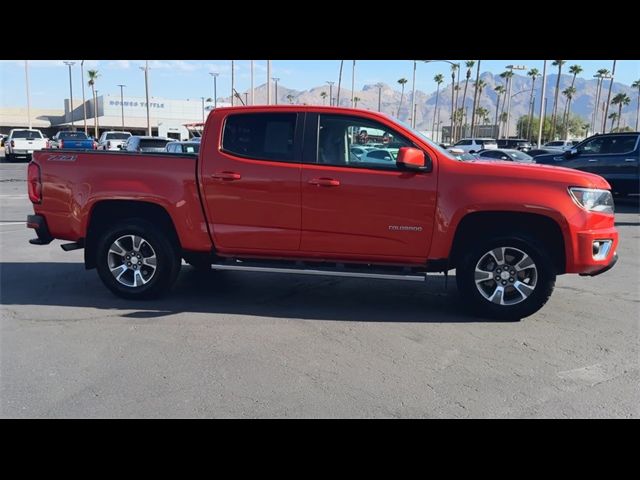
[624, 158, 637, 162]
[588, 159, 598, 162]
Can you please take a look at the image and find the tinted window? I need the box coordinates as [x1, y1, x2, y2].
[546, 141, 565, 147]
[139, 139, 171, 149]
[105, 133, 131, 140]
[11, 130, 43, 139]
[577, 137, 606, 154]
[316, 115, 412, 169]
[223, 113, 297, 162]
[507, 151, 533, 161]
[59, 132, 88, 139]
[455, 140, 472, 146]
[607, 135, 637, 154]
[480, 150, 502, 159]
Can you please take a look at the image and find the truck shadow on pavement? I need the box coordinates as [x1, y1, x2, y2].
[0, 262, 510, 323]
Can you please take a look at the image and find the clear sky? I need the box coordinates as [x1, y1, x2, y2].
[1, 60, 638, 109]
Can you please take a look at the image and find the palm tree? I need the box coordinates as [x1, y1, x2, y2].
[286, 94, 294, 104]
[631, 79, 640, 131]
[494, 84, 506, 137]
[560, 64, 582, 135]
[473, 79, 486, 136]
[561, 87, 577, 137]
[320, 91, 328, 105]
[550, 60, 566, 140]
[460, 61, 475, 136]
[432, 74, 444, 139]
[87, 69, 100, 138]
[526, 68, 540, 140]
[353, 96, 361, 108]
[611, 92, 631, 130]
[608, 112, 618, 132]
[397, 78, 408, 116]
[593, 68, 610, 133]
[499, 70, 514, 123]
[450, 63, 458, 141]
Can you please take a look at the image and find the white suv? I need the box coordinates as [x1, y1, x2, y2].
[452, 138, 498, 154]
[543, 140, 580, 151]
[98, 131, 132, 150]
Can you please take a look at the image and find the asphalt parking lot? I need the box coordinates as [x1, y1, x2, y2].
[1, 150, 638, 418]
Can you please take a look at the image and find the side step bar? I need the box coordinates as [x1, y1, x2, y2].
[210, 262, 428, 282]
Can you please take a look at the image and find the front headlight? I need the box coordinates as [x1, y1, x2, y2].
[569, 187, 614, 214]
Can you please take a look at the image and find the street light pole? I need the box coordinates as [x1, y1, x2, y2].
[209, 72, 219, 109]
[81, 60, 88, 135]
[376, 83, 383, 112]
[470, 60, 481, 138]
[537, 60, 547, 148]
[505, 64, 528, 139]
[24, 60, 32, 129]
[602, 60, 617, 133]
[326, 81, 334, 106]
[201, 97, 205, 123]
[117, 84, 126, 130]
[272, 77, 280, 104]
[64, 61, 76, 129]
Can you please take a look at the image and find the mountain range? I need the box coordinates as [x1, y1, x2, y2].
[222, 72, 639, 134]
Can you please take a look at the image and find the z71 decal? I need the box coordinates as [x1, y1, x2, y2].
[47, 154, 77, 162]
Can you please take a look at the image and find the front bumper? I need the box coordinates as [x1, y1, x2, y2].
[27, 214, 53, 245]
[579, 252, 618, 276]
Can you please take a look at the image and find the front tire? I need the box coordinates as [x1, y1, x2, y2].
[456, 234, 556, 320]
[96, 219, 181, 299]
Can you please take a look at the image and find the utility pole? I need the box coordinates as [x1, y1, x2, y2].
[81, 60, 88, 134]
[141, 61, 151, 136]
[267, 60, 271, 105]
[376, 83, 383, 112]
[505, 64, 528, 138]
[209, 72, 219, 109]
[537, 60, 547, 148]
[411, 60, 417, 127]
[201, 97, 205, 123]
[24, 60, 32, 129]
[250, 60, 254, 105]
[326, 81, 334, 106]
[602, 60, 616, 133]
[351, 60, 356, 107]
[231, 60, 235, 107]
[63, 61, 76, 128]
[272, 77, 280, 104]
[117, 84, 126, 130]
[470, 60, 481, 138]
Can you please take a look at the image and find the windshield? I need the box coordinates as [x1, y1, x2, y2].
[12, 130, 43, 139]
[106, 133, 131, 140]
[388, 117, 452, 156]
[59, 132, 89, 139]
[140, 139, 171, 149]
[507, 151, 533, 161]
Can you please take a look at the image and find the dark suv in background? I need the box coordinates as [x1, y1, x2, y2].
[534, 132, 640, 196]
[497, 138, 533, 151]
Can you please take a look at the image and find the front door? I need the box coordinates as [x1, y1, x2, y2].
[200, 111, 303, 252]
[299, 113, 437, 263]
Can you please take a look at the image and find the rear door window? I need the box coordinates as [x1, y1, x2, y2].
[222, 113, 297, 162]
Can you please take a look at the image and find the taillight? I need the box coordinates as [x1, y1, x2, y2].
[28, 162, 42, 204]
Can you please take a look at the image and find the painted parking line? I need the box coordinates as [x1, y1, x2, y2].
[0, 222, 26, 226]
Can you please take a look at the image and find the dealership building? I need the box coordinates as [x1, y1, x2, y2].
[0, 95, 231, 140]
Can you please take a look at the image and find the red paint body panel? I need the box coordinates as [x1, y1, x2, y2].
[30, 105, 618, 275]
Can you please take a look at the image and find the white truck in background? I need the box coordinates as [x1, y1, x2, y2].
[4, 129, 48, 162]
[97, 131, 132, 150]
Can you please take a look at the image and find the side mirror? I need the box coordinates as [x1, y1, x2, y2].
[565, 148, 578, 158]
[397, 147, 428, 171]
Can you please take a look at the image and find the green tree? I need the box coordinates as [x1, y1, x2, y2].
[611, 92, 631, 130]
[286, 94, 294, 104]
[550, 60, 566, 140]
[561, 64, 582, 134]
[561, 86, 577, 137]
[320, 91, 327, 105]
[397, 78, 408, 116]
[632, 79, 640, 131]
[450, 63, 459, 141]
[353, 96, 361, 108]
[517, 115, 553, 143]
[87, 69, 100, 138]
[608, 112, 618, 132]
[432, 74, 444, 139]
[493, 84, 506, 137]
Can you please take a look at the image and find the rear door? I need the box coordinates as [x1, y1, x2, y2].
[200, 111, 303, 252]
[299, 112, 437, 262]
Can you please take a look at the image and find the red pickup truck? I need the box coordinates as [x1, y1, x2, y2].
[27, 106, 619, 319]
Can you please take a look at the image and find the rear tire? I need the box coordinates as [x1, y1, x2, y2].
[455, 233, 556, 321]
[96, 219, 181, 299]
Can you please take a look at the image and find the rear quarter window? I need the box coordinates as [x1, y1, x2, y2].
[222, 113, 297, 162]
